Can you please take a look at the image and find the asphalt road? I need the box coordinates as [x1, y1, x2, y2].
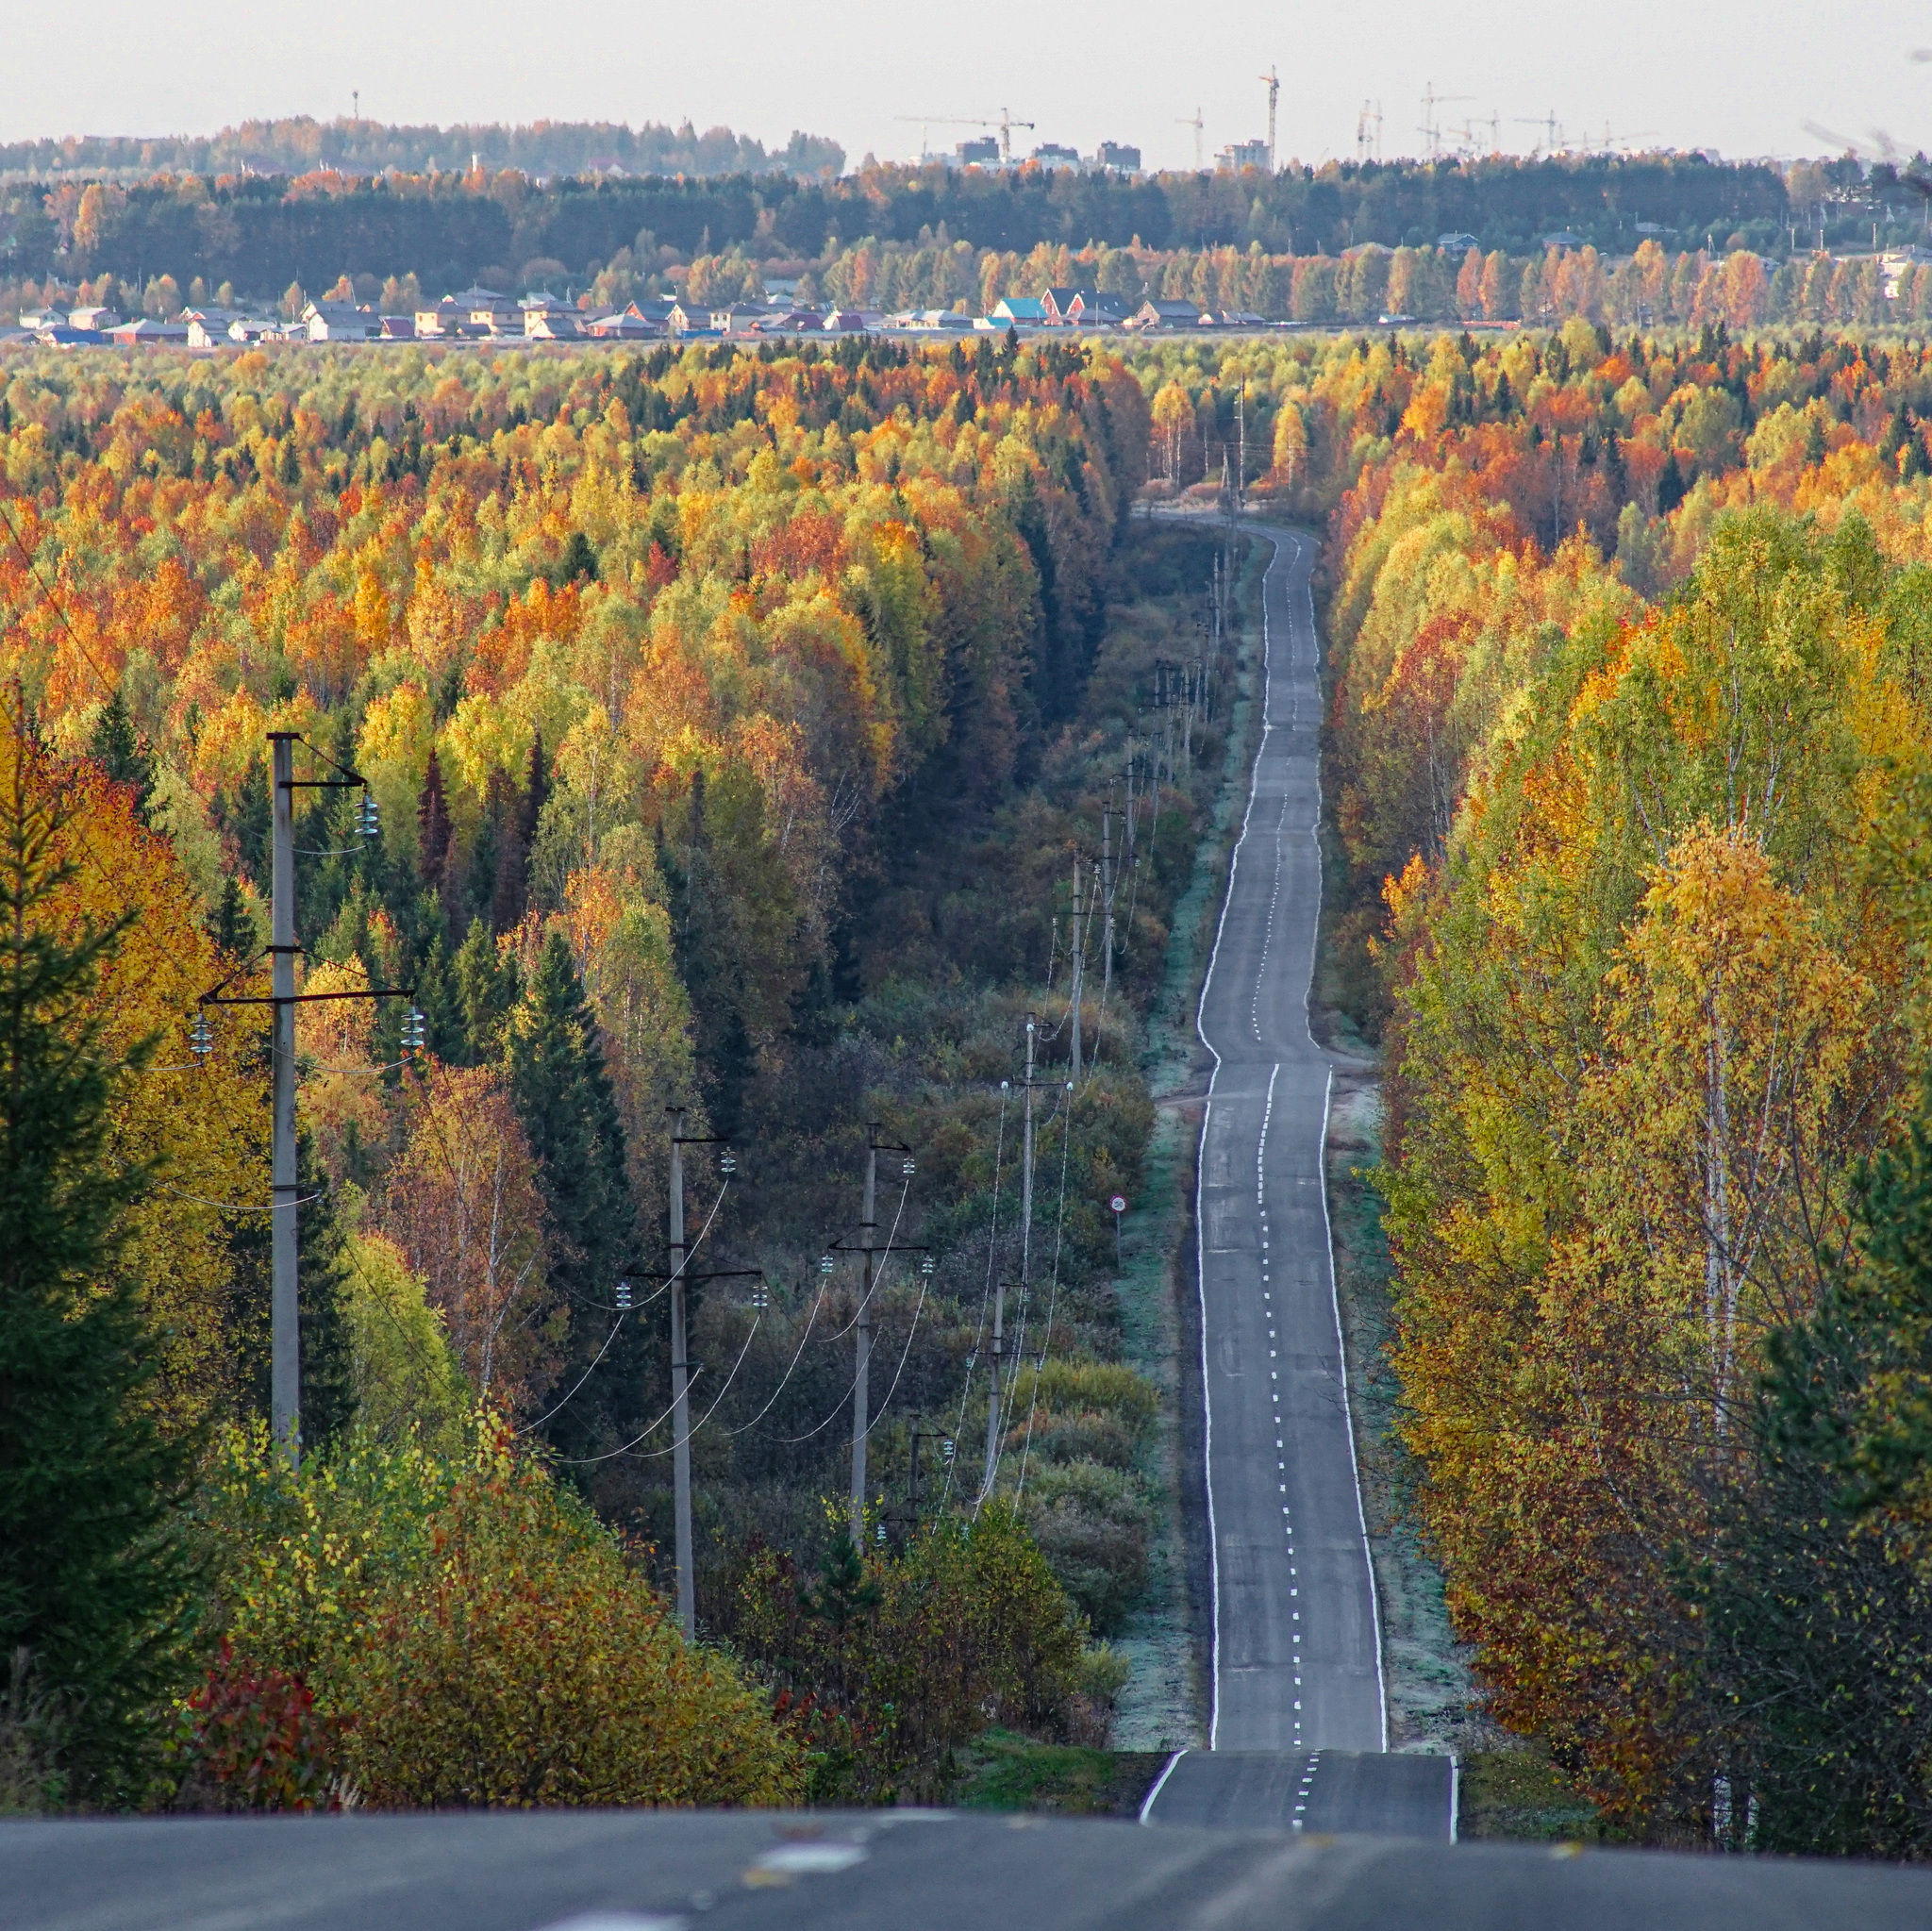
[11, 1808, 1932, 1931]
[1145, 1750, 1452, 1838]
[1191, 525, 1383, 1755]
[1141, 519, 1432, 1835]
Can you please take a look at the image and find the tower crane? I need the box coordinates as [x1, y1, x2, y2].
[1515, 110, 1564, 156]
[1177, 107, 1205, 170]
[1356, 101, 1383, 162]
[1418, 83, 1472, 160]
[1260, 67, 1279, 171]
[895, 108, 1035, 164]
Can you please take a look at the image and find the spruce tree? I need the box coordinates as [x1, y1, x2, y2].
[0, 747, 192, 1799]
[452, 916, 519, 1061]
[87, 690, 151, 824]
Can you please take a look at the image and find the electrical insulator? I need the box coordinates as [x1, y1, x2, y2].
[941, 1438, 956, 1461]
[190, 1015, 213, 1060]
[615, 1277, 633, 1310]
[720, 1150, 737, 1176]
[403, 1007, 426, 1055]
[358, 791, 380, 841]
[921, 1255, 935, 1276]
[874, 1522, 888, 1545]
[750, 1283, 768, 1308]
[820, 1254, 835, 1275]
[902, 1157, 916, 1177]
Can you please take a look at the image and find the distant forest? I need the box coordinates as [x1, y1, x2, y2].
[0, 117, 846, 184]
[0, 155, 1807, 308]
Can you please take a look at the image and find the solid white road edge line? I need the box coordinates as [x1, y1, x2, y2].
[1139, 1746, 1189, 1824]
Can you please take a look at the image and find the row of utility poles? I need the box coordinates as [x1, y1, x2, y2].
[223, 686, 1228, 1627]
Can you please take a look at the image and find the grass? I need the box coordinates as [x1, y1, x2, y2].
[951, 1728, 1172, 1817]
[1457, 1747, 1612, 1842]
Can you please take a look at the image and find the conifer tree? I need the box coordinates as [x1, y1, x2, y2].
[417, 747, 454, 916]
[88, 689, 151, 824]
[508, 931, 632, 1454]
[0, 743, 192, 1798]
[453, 916, 519, 1061]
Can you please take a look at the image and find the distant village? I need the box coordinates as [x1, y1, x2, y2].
[7, 281, 1286, 350]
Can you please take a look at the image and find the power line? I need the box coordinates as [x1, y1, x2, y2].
[1014, 1089, 1076, 1501]
[941, 1079, 1009, 1512]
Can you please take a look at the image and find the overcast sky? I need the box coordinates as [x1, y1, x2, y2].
[9, 0, 1932, 175]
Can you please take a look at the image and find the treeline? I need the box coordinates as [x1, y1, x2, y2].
[1204, 322, 1932, 1849]
[0, 332, 1259, 1806]
[2, 154, 1799, 311]
[0, 116, 844, 183]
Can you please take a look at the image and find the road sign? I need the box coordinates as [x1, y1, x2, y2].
[1110, 1194, 1127, 1268]
[1109, 1194, 1127, 1214]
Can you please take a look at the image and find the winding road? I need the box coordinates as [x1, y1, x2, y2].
[1144, 520, 1451, 1838]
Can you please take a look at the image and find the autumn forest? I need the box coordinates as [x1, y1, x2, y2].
[7, 291, 1932, 1851]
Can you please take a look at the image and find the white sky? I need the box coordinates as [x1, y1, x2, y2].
[8, 0, 1932, 176]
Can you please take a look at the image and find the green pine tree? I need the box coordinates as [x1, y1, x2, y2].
[0, 747, 193, 1801]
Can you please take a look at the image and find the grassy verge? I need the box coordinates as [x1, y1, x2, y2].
[1108, 513, 1269, 1752]
[951, 1728, 1172, 1817]
[1455, 1747, 1614, 1842]
[1324, 1077, 1478, 1755]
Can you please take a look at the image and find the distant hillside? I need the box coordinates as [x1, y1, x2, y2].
[0, 117, 845, 183]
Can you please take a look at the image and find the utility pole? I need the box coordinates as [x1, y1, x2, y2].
[852, 1127, 878, 1526]
[667, 1111, 694, 1638]
[269, 735, 298, 1457]
[1101, 804, 1114, 1012]
[983, 1016, 1037, 1502]
[1069, 856, 1084, 1084]
[1238, 379, 1247, 511]
[201, 733, 397, 1464]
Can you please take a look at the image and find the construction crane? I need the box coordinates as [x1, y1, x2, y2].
[1591, 124, 1657, 153]
[1177, 107, 1205, 170]
[895, 109, 1035, 164]
[1356, 101, 1383, 162]
[1515, 110, 1564, 156]
[1418, 83, 1472, 160]
[1260, 67, 1279, 171]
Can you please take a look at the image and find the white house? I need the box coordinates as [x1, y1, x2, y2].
[303, 301, 379, 341]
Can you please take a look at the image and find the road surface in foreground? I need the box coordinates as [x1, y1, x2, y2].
[8, 1808, 1929, 1931]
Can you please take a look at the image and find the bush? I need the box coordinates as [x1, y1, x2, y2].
[166, 1641, 343, 1812]
[352, 1455, 800, 1806]
[191, 1419, 800, 1808]
[1022, 1462, 1153, 1635]
[724, 1504, 1090, 1804]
